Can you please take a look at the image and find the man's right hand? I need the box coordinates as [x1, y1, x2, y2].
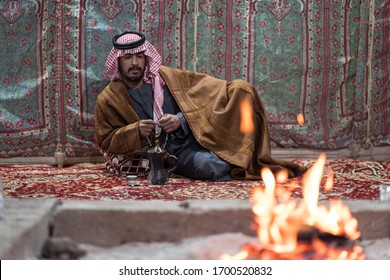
[138, 119, 157, 137]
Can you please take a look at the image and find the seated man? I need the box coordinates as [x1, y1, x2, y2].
[94, 31, 305, 181]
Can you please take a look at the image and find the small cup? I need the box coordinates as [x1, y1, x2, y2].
[126, 175, 137, 186]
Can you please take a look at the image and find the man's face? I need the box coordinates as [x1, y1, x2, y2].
[118, 52, 146, 84]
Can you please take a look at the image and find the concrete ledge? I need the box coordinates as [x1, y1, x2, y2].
[2, 198, 389, 259]
[51, 200, 253, 247]
[0, 156, 104, 167]
[271, 146, 390, 161]
[0, 198, 58, 259]
[342, 200, 390, 240]
[51, 199, 390, 247]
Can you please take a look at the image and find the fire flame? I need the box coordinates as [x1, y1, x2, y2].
[221, 153, 364, 260]
[240, 99, 254, 133]
[297, 113, 305, 125]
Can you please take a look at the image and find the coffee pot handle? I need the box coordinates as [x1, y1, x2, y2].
[165, 154, 178, 174]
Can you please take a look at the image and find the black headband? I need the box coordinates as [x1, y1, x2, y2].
[112, 31, 146, 50]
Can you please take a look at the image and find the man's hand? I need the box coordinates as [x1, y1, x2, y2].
[158, 114, 181, 133]
[138, 119, 156, 137]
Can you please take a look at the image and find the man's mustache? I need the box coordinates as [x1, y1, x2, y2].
[128, 67, 142, 72]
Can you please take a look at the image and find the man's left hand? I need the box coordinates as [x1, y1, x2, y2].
[158, 114, 181, 133]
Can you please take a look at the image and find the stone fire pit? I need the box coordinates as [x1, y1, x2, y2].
[1, 198, 389, 259]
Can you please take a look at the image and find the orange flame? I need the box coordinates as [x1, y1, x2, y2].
[275, 169, 289, 184]
[221, 153, 364, 260]
[297, 113, 304, 125]
[324, 168, 334, 191]
[240, 99, 254, 133]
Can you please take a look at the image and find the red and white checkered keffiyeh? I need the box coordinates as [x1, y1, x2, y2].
[103, 32, 164, 124]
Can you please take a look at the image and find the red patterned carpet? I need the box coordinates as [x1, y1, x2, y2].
[1, 159, 389, 201]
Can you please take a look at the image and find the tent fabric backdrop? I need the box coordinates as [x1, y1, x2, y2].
[0, 0, 389, 158]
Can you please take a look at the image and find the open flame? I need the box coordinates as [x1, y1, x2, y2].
[240, 98, 254, 133]
[233, 101, 364, 259]
[221, 153, 365, 260]
[297, 113, 305, 125]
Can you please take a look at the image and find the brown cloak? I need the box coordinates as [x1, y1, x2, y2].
[94, 65, 306, 179]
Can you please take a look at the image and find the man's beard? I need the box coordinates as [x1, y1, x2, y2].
[122, 67, 145, 83]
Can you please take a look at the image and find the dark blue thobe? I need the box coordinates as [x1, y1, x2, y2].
[128, 83, 232, 181]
